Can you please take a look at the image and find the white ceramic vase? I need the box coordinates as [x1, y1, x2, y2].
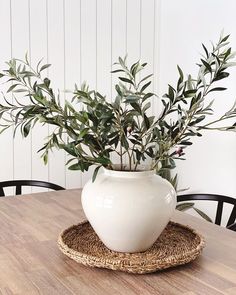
[81, 168, 176, 253]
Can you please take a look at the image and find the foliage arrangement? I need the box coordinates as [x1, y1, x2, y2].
[0, 33, 235, 187]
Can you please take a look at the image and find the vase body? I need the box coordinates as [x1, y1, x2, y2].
[81, 168, 176, 253]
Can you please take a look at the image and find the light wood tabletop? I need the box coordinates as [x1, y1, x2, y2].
[0, 189, 236, 295]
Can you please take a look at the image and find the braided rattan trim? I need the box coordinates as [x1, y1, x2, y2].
[58, 220, 205, 274]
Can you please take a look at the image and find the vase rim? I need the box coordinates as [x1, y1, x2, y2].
[103, 166, 155, 178]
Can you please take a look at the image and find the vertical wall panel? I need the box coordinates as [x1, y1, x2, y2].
[0, 0, 14, 195]
[111, 0, 127, 97]
[80, 0, 97, 90]
[140, 0, 155, 111]
[97, 0, 112, 99]
[47, 0, 66, 188]
[64, 0, 82, 189]
[111, 0, 127, 166]
[30, 0, 49, 192]
[11, 0, 31, 193]
[127, 0, 141, 62]
[140, 0, 155, 69]
[153, 0, 162, 116]
[97, 0, 113, 171]
[80, 0, 97, 185]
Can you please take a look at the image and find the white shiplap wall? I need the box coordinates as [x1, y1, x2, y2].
[0, 0, 235, 213]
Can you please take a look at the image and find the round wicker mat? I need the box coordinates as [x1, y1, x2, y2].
[58, 220, 205, 274]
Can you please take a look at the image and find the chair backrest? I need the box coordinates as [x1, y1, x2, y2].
[177, 193, 236, 227]
[227, 222, 236, 231]
[0, 180, 65, 197]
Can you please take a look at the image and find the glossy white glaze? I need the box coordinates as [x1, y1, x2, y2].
[81, 168, 176, 253]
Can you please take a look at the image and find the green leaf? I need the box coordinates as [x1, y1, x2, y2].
[43, 78, 51, 88]
[213, 72, 229, 81]
[224, 48, 231, 60]
[189, 115, 205, 126]
[193, 207, 213, 222]
[170, 174, 178, 190]
[109, 135, 119, 148]
[113, 96, 121, 109]
[143, 93, 154, 101]
[62, 144, 78, 157]
[184, 89, 197, 98]
[169, 158, 176, 168]
[68, 163, 80, 170]
[96, 157, 110, 165]
[140, 81, 151, 93]
[202, 43, 209, 58]
[78, 128, 89, 139]
[176, 202, 195, 211]
[40, 64, 51, 72]
[20, 71, 35, 77]
[221, 34, 230, 43]
[118, 56, 125, 68]
[119, 77, 134, 85]
[131, 102, 142, 114]
[208, 87, 227, 93]
[121, 135, 129, 150]
[142, 102, 151, 113]
[201, 59, 212, 73]
[7, 84, 18, 93]
[124, 95, 140, 103]
[22, 121, 31, 137]
[143, 114, 150, 130]
[43, 152, 48, 165]
[130, 61, 140, 76]
[0, 125, 10, 134]
[168, 85, 175, 101]
[92, 165, 102, 182]
[111, 69, 124, 73]
[138, 74, 153, 86]
[115, 84, 123, 96]
[13, 89, 28, 93]
[177, 65, 184, 81]
[180, 141, 192, 146]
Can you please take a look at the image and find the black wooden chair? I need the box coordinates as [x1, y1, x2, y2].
[0, 180, 65, 197]
[177, 193, 236, 231]
[227, 222, 236, 231]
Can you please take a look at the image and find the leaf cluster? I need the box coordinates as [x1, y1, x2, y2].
[0, 34, 235, 182]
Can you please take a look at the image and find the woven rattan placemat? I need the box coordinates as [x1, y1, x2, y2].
[58, 220, 205, 274]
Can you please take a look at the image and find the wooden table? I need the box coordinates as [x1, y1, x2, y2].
[0, 189, 236, 295]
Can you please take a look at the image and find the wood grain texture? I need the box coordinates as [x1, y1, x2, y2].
[0, 189, 236, 295]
